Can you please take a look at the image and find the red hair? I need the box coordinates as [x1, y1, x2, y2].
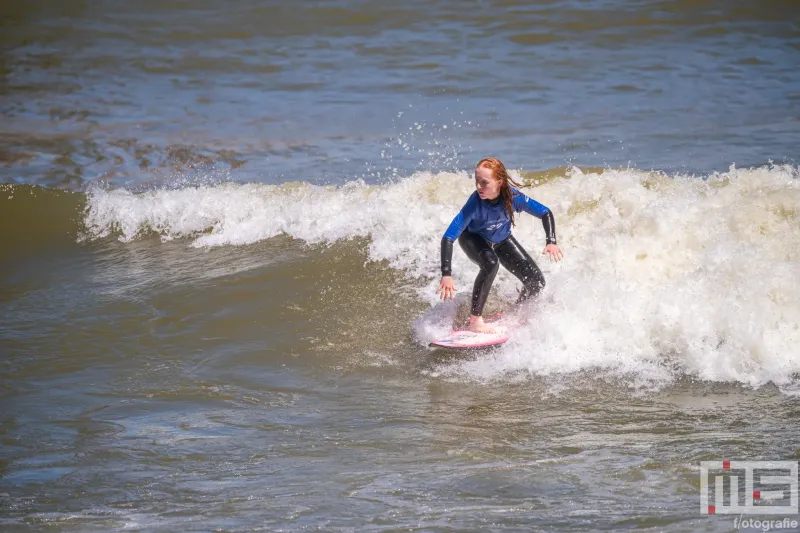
[476, 157, 522, 226]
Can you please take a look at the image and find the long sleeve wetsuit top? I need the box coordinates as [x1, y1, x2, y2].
[440, 189, 556, 276]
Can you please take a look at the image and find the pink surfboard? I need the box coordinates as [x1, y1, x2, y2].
[429, 326, 511, 349]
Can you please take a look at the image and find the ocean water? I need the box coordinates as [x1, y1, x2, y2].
[2, 1, 800, 531]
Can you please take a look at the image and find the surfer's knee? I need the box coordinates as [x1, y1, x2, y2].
[479, 250, 499, 275]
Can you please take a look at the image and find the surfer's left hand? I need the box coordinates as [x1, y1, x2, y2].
[542, 244, 563, 262]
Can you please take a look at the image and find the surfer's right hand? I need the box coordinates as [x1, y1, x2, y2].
[437, 276, 457, 300]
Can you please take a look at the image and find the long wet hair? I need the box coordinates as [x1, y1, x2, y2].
[476, 157, 522, 226]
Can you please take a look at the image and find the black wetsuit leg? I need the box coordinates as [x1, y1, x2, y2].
[457, 231, 499, 316]
[493, 234, 546, 302]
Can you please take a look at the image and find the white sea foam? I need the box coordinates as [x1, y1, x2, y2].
[84, 164, 800, 392]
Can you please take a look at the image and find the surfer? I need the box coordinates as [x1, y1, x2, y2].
[436, 157, 563, 333]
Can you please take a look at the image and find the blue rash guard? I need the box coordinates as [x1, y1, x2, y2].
[444, 189, 552, 243]
[440, 188, 557, 276]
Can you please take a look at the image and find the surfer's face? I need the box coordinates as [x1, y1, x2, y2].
[475, 166, 501, 200]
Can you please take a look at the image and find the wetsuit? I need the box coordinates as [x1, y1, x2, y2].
[440, 188, 557, 316]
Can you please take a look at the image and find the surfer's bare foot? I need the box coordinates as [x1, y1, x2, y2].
[468, 315, 496, 334]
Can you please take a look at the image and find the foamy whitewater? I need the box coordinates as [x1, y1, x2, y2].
[84, 165, 800, 393]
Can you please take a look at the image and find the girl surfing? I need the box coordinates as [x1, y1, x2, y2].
[436, 157, 563, 333]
